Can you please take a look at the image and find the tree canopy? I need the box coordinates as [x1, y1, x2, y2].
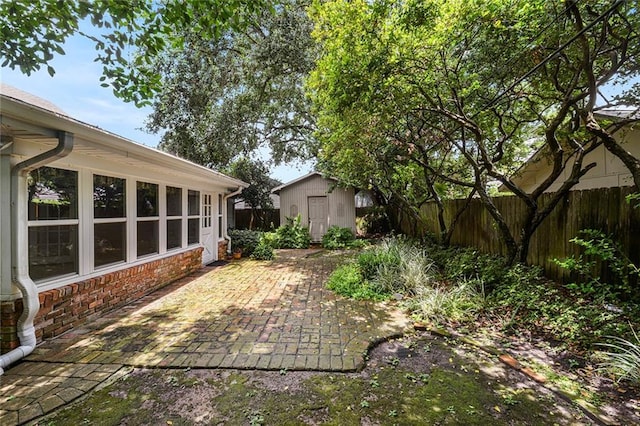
[0, 0, 269, 106]
[146, 0, 317, 168]
[309, 0, 640, 263]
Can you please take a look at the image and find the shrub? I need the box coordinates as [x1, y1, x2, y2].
[251, 241, 275, 260]
[275, 215, 311, 249]
[431, 246, 508, 292]
[553, 229, 640, 302]
[487, 262, 637, 347]
[322, 226, 355, 249]
[260, 231, 279, 248]
[357, 248, 400, 281]
[228, 229, 262, 256]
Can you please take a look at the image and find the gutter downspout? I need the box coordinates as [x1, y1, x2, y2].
[0, 131, 73, 375]
[222, 187, 244, 254]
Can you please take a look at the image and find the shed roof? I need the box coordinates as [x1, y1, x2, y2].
[271, 172, 337, 194]
[1, 84, 247, 191]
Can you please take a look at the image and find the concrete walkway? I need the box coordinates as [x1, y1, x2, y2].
[0, 249, 410, 424]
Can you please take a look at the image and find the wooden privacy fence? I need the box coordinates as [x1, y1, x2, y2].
[400, 187, 640, 284]
[234, 209, 280, 231]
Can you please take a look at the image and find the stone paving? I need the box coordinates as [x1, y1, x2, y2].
[0, 249, 410, 424]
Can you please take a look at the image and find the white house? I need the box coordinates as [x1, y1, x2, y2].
[506, 110, 639, 193]
[0, 84, 246, 372]
[272, 172, 356, 242]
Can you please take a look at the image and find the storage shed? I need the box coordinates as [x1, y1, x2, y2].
[272, 172, 356, 242]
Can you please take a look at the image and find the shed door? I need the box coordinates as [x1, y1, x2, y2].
[308, 196, 328, 242]
[200, 193, 215, 264]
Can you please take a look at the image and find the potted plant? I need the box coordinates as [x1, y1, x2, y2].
[232, 246, 242, 259]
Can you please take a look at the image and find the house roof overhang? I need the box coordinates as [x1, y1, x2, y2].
[0, 92, 248, 191]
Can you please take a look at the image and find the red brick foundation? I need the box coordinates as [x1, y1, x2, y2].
[0, 248, 202, 353]
[218, 240, 228, 260]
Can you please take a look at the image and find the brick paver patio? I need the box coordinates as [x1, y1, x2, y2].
[0, 249, 410, 424]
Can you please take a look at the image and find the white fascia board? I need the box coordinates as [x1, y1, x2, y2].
[1, 95, 247, 191]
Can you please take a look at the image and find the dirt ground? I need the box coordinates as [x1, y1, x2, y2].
[33, 330, 639, 426]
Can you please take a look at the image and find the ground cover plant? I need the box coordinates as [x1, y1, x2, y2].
[328, 237, 640, 416]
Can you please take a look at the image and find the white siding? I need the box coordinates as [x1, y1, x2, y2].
[278, 174, 356, 241]
[512, 126, 640, 193]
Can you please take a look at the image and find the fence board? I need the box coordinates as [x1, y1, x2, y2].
[403, 187, 639, 284]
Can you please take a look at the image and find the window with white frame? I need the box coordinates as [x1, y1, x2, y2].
[136, 181, 159, 257]
[27, 165, 211, 282]
[93, 174, 126, 267]
[187, 190, 200, 244]
[166, 186, 182, 250]
[27, 166, 79, 281]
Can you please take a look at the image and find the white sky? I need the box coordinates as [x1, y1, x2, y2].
[0, 32, 312, 183]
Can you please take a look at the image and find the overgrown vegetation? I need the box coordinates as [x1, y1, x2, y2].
[229, 215, 313, 256]
[250, 239, 275, 261]
[325, 235, 640, 383]
[228, 229, 262, 256]
[327, 237, 433, 301]
[553, 229, 640, 303]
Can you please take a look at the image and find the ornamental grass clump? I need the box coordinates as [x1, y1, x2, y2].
[326, 236, 435, 300]
[597, 327, 640, 384]
[403, 280, 485, 325]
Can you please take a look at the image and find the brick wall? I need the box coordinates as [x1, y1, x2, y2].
[1, 247, 202, 353]
[218, 240, 228, 261]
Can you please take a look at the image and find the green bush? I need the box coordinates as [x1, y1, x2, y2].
[228, 229, 262, 256]
[487, 262, 638, 347]
[553, 229, 640, 302]
[322, 226, 355, 249]
[260, 231, 279, 248]
[251, 241, 275, 260]
[275, 215, 311, 249]
[431, 246, 508, 292]
[357, 248, 400, 281]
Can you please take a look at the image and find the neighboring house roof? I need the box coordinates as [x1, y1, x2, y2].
[501, 108, 639, 193]
[234, 193, 280, 210]
[595, 108, 640, 121]
[271, 171, 339, 194]
[1, 84, 247, 191]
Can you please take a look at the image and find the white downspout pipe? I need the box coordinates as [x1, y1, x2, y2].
[222, 187, 244, 254]
[0, 131, 73, 375]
